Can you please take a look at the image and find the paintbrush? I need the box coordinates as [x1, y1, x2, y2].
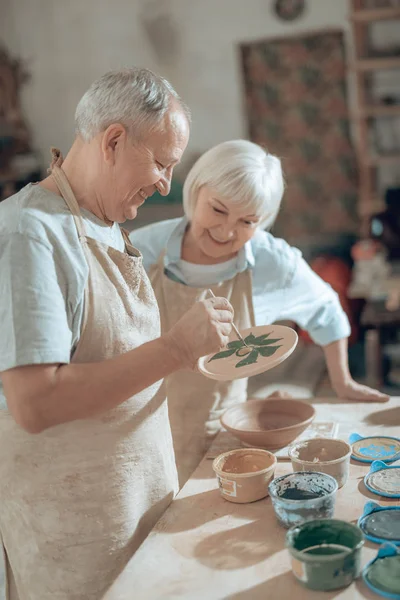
[207, 289, 249, 348]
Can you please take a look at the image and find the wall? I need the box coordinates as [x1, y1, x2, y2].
[1, 0, 398, 181]
[1, 0, 351, 171]
[168, 0, 352, 170]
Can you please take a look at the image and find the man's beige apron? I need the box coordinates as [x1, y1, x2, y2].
[0, 155, 178, 600]
[150, 255, 255, 487]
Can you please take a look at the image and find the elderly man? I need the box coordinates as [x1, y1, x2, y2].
[0, 68, 233, 599]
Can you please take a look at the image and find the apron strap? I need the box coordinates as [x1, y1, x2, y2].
[120, 227, 141, 257]
[48, 148, 87, 240]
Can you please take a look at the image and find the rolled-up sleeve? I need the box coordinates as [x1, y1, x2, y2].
[279, 253, 351, 346]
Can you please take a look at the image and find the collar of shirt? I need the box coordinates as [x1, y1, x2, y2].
[163, 217, 256, 273]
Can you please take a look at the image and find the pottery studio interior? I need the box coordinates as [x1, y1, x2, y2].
[1, 0, 400, 598]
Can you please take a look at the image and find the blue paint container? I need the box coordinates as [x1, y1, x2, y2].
[268, 471, 338, 528]
[349, 433, 400, 464]
[364, 461, 400, 499]
[362, 543, 400, 599]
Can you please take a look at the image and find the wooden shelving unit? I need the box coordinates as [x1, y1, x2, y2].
[367, 152, 400, 166]
[359, 104, 400, 117]
[350, 0, 400, 234]
[351, 6, 400, 21]
[354, 56, 400, 71]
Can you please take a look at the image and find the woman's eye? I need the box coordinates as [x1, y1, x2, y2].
[213, 207, 225, 215]
[156, 161, 165, 170]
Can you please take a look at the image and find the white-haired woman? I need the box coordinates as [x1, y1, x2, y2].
[0, 69, 235, 599]
[130, 139, 389, 486]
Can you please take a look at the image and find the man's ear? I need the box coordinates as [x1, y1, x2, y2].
[101, 123, 127, 165]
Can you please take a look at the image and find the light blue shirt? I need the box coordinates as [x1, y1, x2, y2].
[0, 184, 125, 410]
[129, 217, 351, 346]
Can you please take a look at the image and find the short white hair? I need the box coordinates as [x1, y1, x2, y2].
[75, 67, 190, 141]
[183, 140, 284, 229]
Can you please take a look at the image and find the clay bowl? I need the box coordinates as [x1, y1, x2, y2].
[212, 448, 277, 503]
[220, 399, 315, 450]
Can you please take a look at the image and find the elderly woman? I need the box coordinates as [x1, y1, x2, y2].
[130, 139, 389, 486]
[0, 69, 234, 599]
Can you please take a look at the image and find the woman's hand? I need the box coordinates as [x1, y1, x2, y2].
[333, 379, 389, 403]
[164, 296, 234, 369]
[323, 338, 389, 403]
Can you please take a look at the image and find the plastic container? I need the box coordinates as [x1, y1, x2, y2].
[287, 519, 364, 591]
[212, 448, 276, 503]
[289, 438, 352, 488]
[268, 471, 338, 528]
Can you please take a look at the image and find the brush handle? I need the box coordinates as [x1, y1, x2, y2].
[206, 289, 248, 346]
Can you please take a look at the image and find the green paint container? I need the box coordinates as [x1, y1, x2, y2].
[286, 519, 364, 591]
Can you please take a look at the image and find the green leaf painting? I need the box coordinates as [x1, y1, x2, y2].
[208, 331, 282, 369]
[236, 349, 259, 368]
[209, 348, 237, 362]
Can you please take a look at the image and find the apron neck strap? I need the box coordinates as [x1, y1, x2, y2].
[48, 148, 87, 240]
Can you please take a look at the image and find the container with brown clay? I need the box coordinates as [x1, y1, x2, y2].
[288, 438, 352, 488]
[212, 448, 277, 503]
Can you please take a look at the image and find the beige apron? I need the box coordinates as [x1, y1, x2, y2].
[150, 254, 255, 487]
[0, 156, 178, 600]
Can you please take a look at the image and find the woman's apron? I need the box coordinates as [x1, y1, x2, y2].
[0, 155, 178, 600]
[150, 254, 255, 488]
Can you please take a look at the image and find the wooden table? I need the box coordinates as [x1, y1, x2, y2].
[105, 397, 400, 600]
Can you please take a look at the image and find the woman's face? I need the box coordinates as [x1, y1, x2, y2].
[188, 186, 261, 261]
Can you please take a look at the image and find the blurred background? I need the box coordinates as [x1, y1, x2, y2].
[1, 0, 400, 395]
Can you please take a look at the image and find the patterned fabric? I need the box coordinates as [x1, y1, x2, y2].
[241, 30, 358, 243]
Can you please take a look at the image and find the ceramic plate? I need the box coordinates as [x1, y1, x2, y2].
[362, 543, 400, 599]
[197, 325, 298, 381]
[364, 461, 400, 499]
[359, 502, 400, 545]
[349, 433, 400, 463]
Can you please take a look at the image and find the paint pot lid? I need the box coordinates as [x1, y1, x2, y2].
[364, 461, 400, 499]
[197, 325, 298, 381]
[358, 502, 400, 545]
[349, 433, 400, 463]
[362, 543, 400, 599]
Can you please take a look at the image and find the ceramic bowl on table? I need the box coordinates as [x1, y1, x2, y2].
[220, 398, 315, 450]
[288, 438, 352, 488]
[212, 448, 277, 503]
[268, 471, 338, 528]
[286, 519, 364, 591]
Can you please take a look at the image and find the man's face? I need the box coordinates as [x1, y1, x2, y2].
[95, 103, 190, 223]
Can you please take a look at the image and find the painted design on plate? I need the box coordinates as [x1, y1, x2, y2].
[209, 332, 282, 369]
[357, 442, 398, 459]
[361, 511, 400, 542]
[368, 469, 400, 495]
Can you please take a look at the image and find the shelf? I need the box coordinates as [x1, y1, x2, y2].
[351, 7, 400, 22]
[367, 153, 400, 166]
[352, 104, 400, 118]
[363, 104, 400, 117]
[358, 199, 385, 218]
[353, 56, 400, 71]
